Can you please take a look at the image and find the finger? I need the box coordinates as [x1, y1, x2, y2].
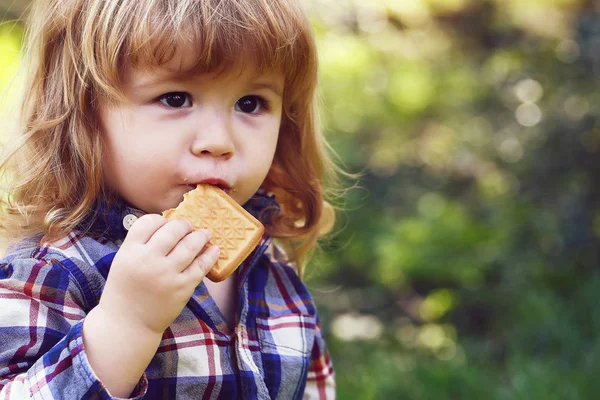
[181, 245, 220, 282]
[124, 214, 168, 244]
[167, 229, 211, 272]
[146, 219, 194, 256]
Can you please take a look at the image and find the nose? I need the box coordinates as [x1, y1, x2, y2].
[190, 110, 235, 158]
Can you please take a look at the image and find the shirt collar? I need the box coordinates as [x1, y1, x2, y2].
[84, 189, 281, 243]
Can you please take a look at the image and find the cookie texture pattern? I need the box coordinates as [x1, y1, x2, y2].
[163, 184, 265, 281]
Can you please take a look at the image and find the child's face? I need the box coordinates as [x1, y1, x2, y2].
[98, 60, 284, 213]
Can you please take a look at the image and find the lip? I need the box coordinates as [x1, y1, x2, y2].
[189, 178, 232, 193]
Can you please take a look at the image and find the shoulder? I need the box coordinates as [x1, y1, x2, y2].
[263, 240, 296, 274]
[1, 232, 118, 310]
[254, 240, 318, 317]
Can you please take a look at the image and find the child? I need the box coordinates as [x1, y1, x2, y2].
[0, 0, 341, 398]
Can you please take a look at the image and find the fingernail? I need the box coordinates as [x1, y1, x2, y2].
[211, 245, 220, 258]
[200, 229, 211, 239]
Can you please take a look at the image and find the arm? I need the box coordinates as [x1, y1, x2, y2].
[0, 256, 147, 399]
[81, 215, 219, 397]
[262, 245, 336, 399]
[1, 215, 219, 399]
[81, 307, 161, 397]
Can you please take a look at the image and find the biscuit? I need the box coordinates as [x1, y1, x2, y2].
[163, 184, 264, 282]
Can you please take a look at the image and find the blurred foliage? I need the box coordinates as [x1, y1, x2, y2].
[3, 0, 600, 398]
[0, 21, 22, 97]
[305, 0, 600, 398]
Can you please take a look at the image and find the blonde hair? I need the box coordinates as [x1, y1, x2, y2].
[0, 0, 344, 274]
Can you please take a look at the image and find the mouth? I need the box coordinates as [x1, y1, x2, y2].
[188, 178, 232, 193]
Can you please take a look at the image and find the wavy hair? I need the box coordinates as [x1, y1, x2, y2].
[0, 0, 345, 275]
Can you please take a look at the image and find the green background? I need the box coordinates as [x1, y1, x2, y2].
[2, 0, 600, 398]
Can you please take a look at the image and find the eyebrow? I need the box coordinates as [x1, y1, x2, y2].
[130, 75, 179, 89]
[250, 81, 284, 98]
[129, 71, 284, 97]
[126, 68, 194, 90]
[131, 78, 284, 98]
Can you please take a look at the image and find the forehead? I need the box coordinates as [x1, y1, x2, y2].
[125, 44, 282, 83]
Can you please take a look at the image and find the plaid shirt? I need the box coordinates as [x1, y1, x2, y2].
[0, 193, 335, 399]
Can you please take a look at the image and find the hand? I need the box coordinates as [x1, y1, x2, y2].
[98, 214, 220, 335]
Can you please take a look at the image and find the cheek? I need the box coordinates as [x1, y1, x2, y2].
[263, 121, 281, 153]
[102, 133, 166, 187]
[257, 133, 279, 166]
[240, 119, 279, 156]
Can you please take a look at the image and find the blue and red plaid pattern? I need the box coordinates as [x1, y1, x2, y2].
[0, 193, 335, 399]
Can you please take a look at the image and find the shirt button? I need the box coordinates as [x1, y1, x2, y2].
[123, 214, 138, 230]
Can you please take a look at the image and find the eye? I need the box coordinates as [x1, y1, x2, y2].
[158, 92, 192, 108]
[235, 95, 269, 114]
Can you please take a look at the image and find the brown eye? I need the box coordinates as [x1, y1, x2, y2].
[235, 96, 268, 114]
[159, 92, 191, 108]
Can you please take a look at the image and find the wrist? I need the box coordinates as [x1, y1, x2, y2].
[89, 303, 165, 341]
[83, 306, 162, 397]
[96, 296, 168, 338]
